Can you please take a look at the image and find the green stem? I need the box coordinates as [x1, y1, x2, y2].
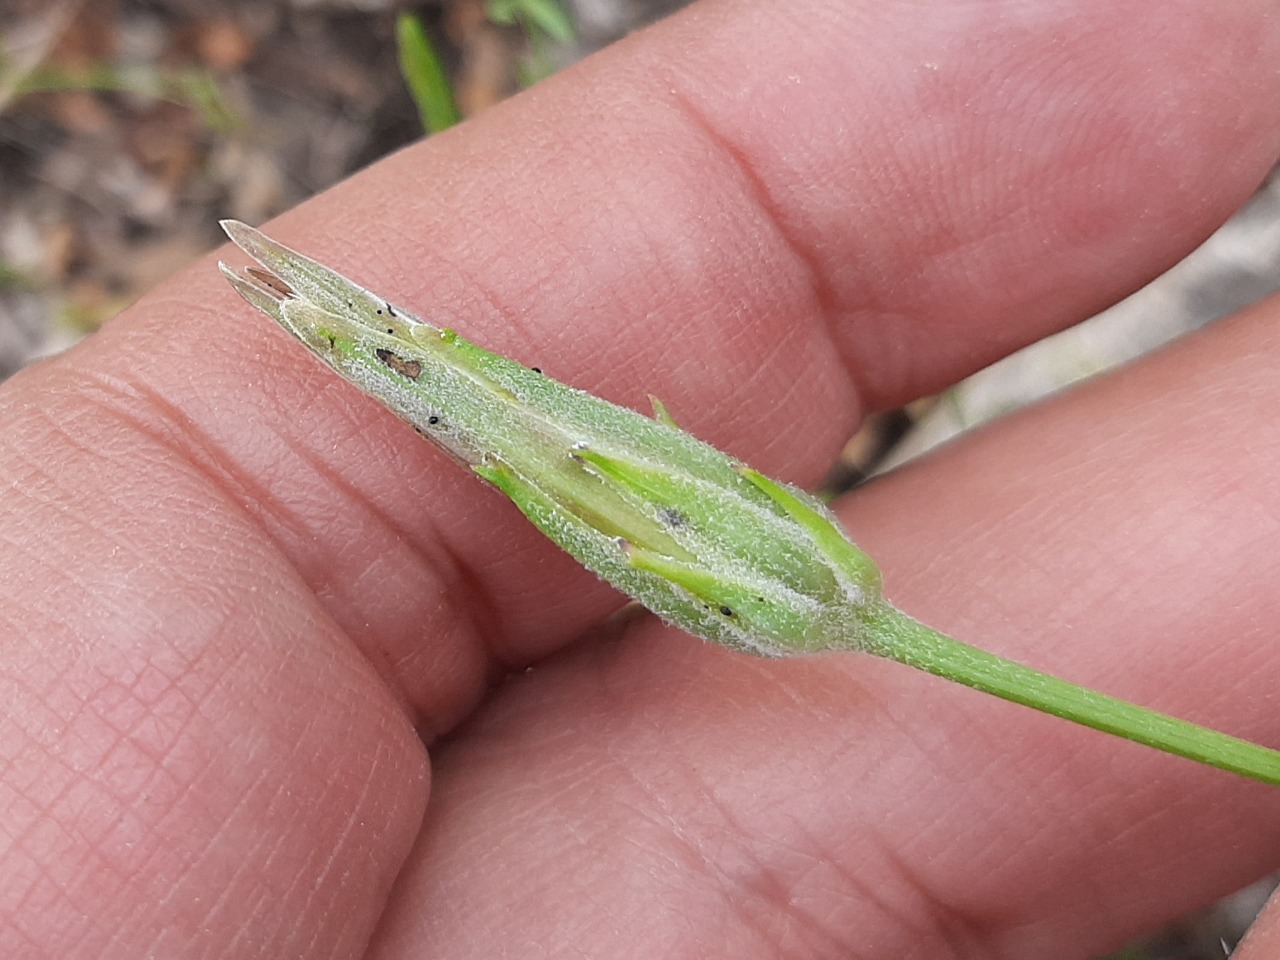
[863, 605, 1280, 785]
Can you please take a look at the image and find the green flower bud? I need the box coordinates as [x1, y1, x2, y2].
[219, 221, 882, 658]
[219, 221, 1280, 785]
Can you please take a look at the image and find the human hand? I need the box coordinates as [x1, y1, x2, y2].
[2, 2, 1279, 957]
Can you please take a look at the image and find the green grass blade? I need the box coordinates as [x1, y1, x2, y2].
[513, 0, 576, 43]
[395, 12, 460, 135]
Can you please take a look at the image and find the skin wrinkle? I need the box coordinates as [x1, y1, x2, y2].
[257, 750, 379, 955]
[264, 420, 503, 718]
[697, 798, 882, 960]
[657, 81, 858, 434]
[0, 363, 427, 957]
[987, 829, 1139, 960]
[378, 94, 838, 452]
[82, 313, 498, 728]
[428, 245, 544, 364]
[845, 670, 1130, 956]
[884, 399, 1233, 674]
[597, 755, 743, 926]
[652, 650, 952, 954]
[33, 747, 188, 952]
[984, 796, 1128, 954]
[596, 734, 806, 956]
[4, 797, 70, 928]
[0, 519, 89, 651]
[441, 652, 967, 960]
[861, 839, 990, 960]
[8, 573, 258, 930]
[0, 714, 49, 871]
[7, 401, 188, 569]
[149, 676, 342, 955]
[671, 64, 901, 332]
[346, 163, 573, 378]
[823, 686, 1056, 953]
[84, 672, 192, 804]
[757, 841, 867, 958]
[9, 379, 298, 648]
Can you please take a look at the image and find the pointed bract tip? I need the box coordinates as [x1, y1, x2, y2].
[219, 218, 264, 252]
[220, 218, 245, 240]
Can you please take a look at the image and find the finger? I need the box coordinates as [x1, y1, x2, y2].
[0, 358, 430, 958]
[103, 0, 1280, 718]
[367, 293, 1280, 959]
[1236, 888, 1280, 959]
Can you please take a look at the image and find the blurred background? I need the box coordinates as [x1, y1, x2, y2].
[0, 2, 1277, 956]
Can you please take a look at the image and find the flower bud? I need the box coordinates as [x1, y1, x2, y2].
[219, 220, 885, 657]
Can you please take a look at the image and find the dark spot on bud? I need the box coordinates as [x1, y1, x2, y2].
[658, 508, 686, 528]
[428, 415, 440, 425]
[375, 348, 423, 380]
[531, 366, 542, 374]
[719, 605, 734, 617]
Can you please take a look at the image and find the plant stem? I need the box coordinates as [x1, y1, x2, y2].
[862, 605, 1280, 785]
